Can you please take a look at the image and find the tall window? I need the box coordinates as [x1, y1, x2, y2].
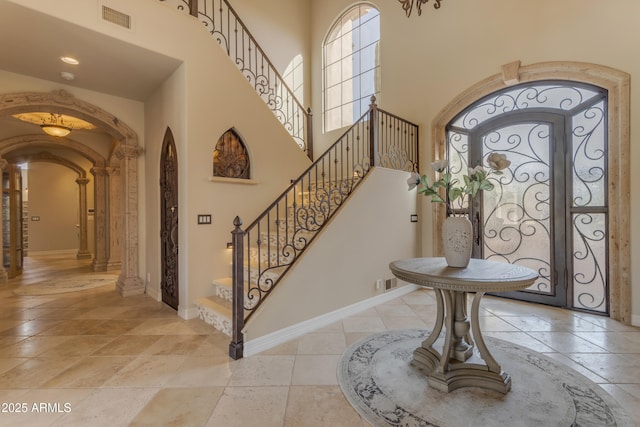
[283, 54, 304, 103]
[323, 3, 380, 132]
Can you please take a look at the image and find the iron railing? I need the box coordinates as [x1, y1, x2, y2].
[159, 0, 313, 159]
[229, 97, 418, 359]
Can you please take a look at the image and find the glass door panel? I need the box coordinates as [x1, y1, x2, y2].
[476, 120, 565, 306]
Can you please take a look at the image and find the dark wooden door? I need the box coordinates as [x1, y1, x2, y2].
[160, 128, 179, 310]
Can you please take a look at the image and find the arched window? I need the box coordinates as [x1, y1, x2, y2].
[323, 3, 380, 132]
[283, 54, 304, 103]
[213, 129, 250, 179]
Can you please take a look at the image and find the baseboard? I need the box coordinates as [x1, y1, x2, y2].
[28, 249, 78, 256]
[632, 314, 640, 328]
[179, 306, 200, 320]
[243, 284, 419, 357]
[145, 285, 161, 302]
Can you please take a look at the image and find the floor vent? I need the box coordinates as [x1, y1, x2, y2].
[102, 5, 131, 29]
[385, 278, 398, 291]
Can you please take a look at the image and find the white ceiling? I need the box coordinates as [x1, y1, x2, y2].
[0, 1, 183, 151]
[0, 1, 182, 102]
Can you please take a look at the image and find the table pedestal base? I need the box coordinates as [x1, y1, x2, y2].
[413, 289, 512, 394]
[389, 258, 538, 395]
[413, 347, 512, 393]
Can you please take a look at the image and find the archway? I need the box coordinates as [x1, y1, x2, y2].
[432, 61, 630, 324]
[6, 151, 93, 260]
[0, 90, 144, 296]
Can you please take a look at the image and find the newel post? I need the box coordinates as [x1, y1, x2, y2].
[229, 216, 245, 360]
[306, 107, 314, 161]
[368, 95, 379, 167]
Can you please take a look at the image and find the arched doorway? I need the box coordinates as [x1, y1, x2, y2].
[160, 127, 179, 310]
[0, 90, 144, 296]
[432, 61, 630, 324]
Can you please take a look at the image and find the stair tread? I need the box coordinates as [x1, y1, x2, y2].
[195, 295, 231, 317]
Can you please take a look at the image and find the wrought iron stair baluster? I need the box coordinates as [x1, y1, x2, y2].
[221, 99, 418, 359]
[158, 0, 313, 159]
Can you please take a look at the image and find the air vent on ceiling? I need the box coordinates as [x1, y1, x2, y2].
[102, 5, 131, 29]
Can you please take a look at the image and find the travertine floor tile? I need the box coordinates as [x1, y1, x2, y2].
[53, 387, 157, 427]
[228, 355, 295, 386]
[291, 355, 340, 385]
[566, 352, 640, 383]
[342, 316, 386, 333]
[130, 387, 223, 427]
[38, 335, 116, 357]
[0, 357, 79, 388]
[297, 333, 346, 355]
[1, 254, 638, 426]
[166, 355, 234, 387]
[143, 334, 209, 355]
[206, 386, 289, 427]
[2, 335, 72, 357]
[103, 355, 187, 387]
[42, 355, 133, 388]
[527, 331, 608, 353]
[0, 388, 94, 427]
[92, 335, 162, 356]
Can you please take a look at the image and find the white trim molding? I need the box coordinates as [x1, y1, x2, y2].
[243, 283, 419, 357]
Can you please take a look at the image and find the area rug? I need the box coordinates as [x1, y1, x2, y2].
[338, 329, 633, 427]
[12, 274, 118, 296]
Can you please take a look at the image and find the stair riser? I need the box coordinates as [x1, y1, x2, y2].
[196, 306, 232, 337]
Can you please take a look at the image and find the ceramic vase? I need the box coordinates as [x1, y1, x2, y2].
[442, 216, 472, 268]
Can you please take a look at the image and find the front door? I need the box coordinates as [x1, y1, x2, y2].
[448, 82, 609, 314]
[160, 128, 179, 310]
[470, 116, 567, 307]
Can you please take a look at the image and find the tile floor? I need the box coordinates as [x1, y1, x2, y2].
[1, 254, 639, 426]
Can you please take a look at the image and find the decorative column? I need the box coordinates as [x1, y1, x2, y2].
[75, 177, 92, 259]
[115, 144, 144, 296]
[106, 166, 121, 270]
[90, 166, 109, 271]
[0, 158, 8, 283]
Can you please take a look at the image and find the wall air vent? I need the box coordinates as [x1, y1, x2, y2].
[101, 5, 131, 29]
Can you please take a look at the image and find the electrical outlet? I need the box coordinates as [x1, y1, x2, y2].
[375, 279, 383, 290]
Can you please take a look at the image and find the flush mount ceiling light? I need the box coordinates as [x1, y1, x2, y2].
[40, 113, 72, 137]
[60, 56, 79, 65]
[398, 0, 443, 17]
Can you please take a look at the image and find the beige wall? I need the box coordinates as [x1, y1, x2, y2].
[8, 0, 313, 316]
[6, 0, 638, 325]
[308, 0, 640, 324]
[245, 167, 419, 339]
[27, 163, 79, 252]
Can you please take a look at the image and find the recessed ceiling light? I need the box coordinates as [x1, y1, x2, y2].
[60, 56, 79, 65]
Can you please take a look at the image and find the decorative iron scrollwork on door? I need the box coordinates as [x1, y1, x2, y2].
[160, 127, 179, 310]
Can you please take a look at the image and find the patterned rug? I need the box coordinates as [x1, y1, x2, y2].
[12, 274, 118, 296]
[338, 329, 633, 427]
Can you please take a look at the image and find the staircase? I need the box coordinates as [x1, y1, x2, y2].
[194, 178, 359, 336]
[201, 101, 417, 357]
[159, 0, 419, 355]
[159, 0, 313, 159]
